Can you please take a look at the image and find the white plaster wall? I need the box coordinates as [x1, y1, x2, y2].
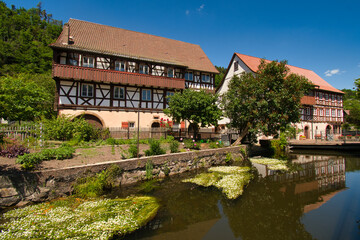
[59, 109, 172, 128]
[217, 55, 252, 125]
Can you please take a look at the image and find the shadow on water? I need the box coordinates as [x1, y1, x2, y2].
[112, 149, 359, 240]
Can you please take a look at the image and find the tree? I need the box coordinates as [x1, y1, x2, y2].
[214, 66, 227, 89]
[0, 73, 55, 122]
[343, 77, 360, 128]
[164, 89, 222, 139]
[221, 59, 312, 144]
[0, 1, 62, 76]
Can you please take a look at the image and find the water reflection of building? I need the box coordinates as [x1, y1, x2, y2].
[254, 154, 346, 213]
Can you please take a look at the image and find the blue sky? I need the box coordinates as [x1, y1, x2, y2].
[3, 0, 360, 90]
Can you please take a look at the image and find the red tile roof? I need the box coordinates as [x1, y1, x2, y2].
[51, 19, 218, 74]
[235, 53, 344, 94]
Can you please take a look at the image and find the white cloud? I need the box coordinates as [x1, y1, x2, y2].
[325, 69, 340, 77]
[197, 4, 205, 12]
[185, 10, 190, 15]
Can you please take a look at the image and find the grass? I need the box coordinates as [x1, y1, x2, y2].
[183, 166, 253, 199]
[0, 196, 160, 240]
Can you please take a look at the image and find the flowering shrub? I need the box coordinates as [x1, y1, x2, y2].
[0, 136, 29, 158]
[0, 196, 160, 240]
[184, 138, 200, 150]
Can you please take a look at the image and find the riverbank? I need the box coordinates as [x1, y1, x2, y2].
[289, 139, 360, 150]
[0, 146, 246, 208]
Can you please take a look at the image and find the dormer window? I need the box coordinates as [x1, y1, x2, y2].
[201, 74, 210, 83]
[83, 56, 94, 68]
[139, 64, 149, 74]
[185, 72, 193, 81]
[115, 61, 126, 71]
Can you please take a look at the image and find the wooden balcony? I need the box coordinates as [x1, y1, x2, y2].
[301, 115, 343, 123]
[52, 64, 185, 89]
[301, 96, 316, 105]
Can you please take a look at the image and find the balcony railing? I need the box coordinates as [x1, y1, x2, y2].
[301, 115, 343, 122]
[301, 96, 316, 105]
[52, 64, 185, 89]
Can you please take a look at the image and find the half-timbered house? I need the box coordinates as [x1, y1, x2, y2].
[217, 53, 344, 140]
[50, 19, 218, 129]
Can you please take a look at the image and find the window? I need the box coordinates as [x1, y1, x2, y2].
[129, 122, 135, 128]
[337, 110, 342, 117]
[332, 109, 336, 117]
[332, 95, 335, 102]
[325, 94, 328, 101]
[320, 108, 324, 116]
[68, 53, 79, 66]
[185, 72, 193, 81]
[114, 87, 125, 99]
[234, 61, 239, 71]
[326, 109, 330, 116]
[142, 89, 151, 101]
[139, 64, 149, 74]
[81, 84, 93, 97]
[115, 61, 126, 71]
[313, 108, 317, 115]
[83, 56, 94, 68]
[167, 68, 174, 78]
[166, 91, 174, 103]
[201, 74, 210, 83]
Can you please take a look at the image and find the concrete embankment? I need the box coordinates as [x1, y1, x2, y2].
[0, 146, 246, 208]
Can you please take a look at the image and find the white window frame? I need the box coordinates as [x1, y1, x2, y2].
[201, 74, 210, 83]
[167, 68, 174, 78]
[142, 89, 152, 101]
[185, 72, 193, 81]
[332, 109, 336, 117]
[320, 109, 324, 116]
[83, 56, 94, 68]
[115, 61, 126, 71]
[81, 84, 94, 97]
[326, 109, 330, 116]
[139, 64, 149, 74]
[114, 86, 125, 99]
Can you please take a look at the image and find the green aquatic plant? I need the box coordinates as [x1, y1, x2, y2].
[250, 157, 289, 171]
[183, 166, 253, 199]
[0, 196, 160, 240]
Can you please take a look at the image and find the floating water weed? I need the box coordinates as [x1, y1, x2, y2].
[250, 158, 289, 171]
[0, 196, 160, 240]
[182, 166, 253, 199]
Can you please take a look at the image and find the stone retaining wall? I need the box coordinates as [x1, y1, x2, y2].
[0, 146, 246, 208]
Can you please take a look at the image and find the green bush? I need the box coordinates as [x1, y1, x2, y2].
[128, 144, 138, 158]
[169, 140, 179, 153]
[73, 165, 122, 198]
[184, 139, 200, 150]
[145, 139, 166, 156]
[42, 115, 99, 141]
[16, 145, 75, 170]
[145, 160, 154, 180]
[209, 141, 224, 149]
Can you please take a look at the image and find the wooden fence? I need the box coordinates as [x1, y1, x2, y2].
[0, 126, 37, 141]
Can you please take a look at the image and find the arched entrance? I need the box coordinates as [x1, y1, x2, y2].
[304, 126, 310, 139]
[151, 122, 161, 139]
[326, 125, 332, 140]
[75, 114, 103, 128]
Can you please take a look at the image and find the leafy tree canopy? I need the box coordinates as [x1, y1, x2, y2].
[0, 1, 62, 75]
[221, 59, 313, 144]
[0, 73, 56, 122]
[342, 77, 360, 128]
[164, 89, 222, 139]
[214, 66, 227, 89]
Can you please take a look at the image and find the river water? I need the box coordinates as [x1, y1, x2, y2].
[116, 150, 360, 240]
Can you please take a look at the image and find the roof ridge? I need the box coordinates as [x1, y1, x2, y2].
[68, 18, 201, 48]
[235, 52, 315, 72]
